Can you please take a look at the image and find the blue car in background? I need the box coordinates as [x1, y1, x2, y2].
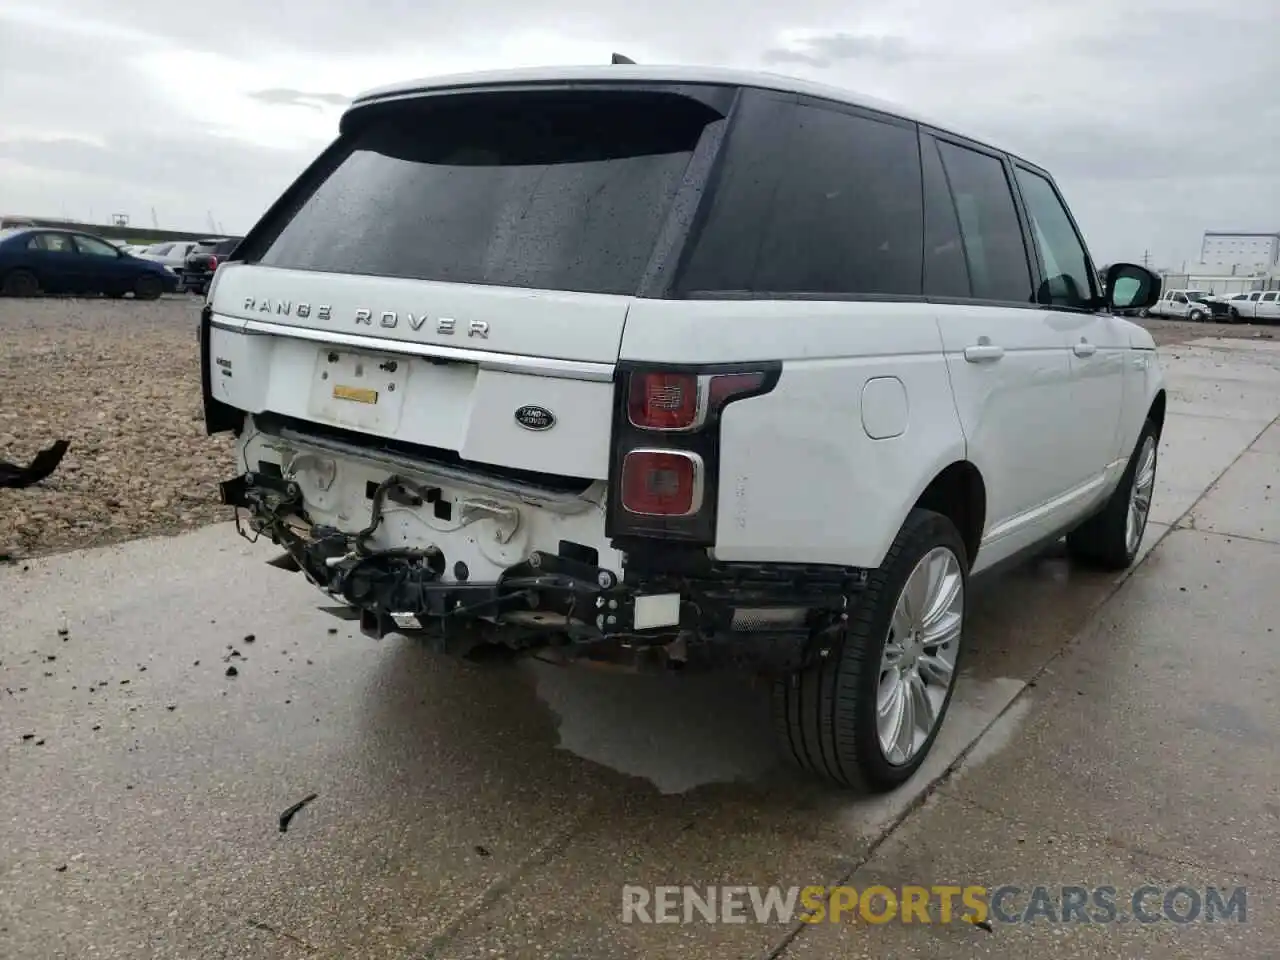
[0, 227, 180, 300]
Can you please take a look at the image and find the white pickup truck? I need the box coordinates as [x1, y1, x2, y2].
[1145, 288, 1228, 322]
[1224, 290, 1280, 323]
[199, 64, 1166, 792]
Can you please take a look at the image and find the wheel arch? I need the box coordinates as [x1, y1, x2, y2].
[1148, 388, 1167, 440]
[910, 460, 986, 571]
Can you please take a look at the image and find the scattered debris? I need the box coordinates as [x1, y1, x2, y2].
[474, 845, 491, 857]
[0, 439, 71, 489]
[166, 704, 176, 712]
[225, 666, 238, 677]
[278, 793, 319, 833]
[91, 725, 101, 731]
[244, 634, 256, 644]
[54, 864, 67, 873]
[35, 739, 44, 746]
[20, 734, 34, 741]
[57, 627, 68, 638]
[972, 918, 994, 932]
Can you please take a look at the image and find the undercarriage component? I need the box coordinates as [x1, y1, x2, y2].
[223, 469, 866, 674]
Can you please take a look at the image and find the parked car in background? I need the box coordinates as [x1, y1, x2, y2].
[1224, 290, 1280, 323]
[0, 227, 180, 298]
[138, 240, 198, 272]
[182, 237, 241, 294]
[1145, 288, 1226, 321]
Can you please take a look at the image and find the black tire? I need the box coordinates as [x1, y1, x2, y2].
[1, 268, 39, 297]
[772, 508, 968, 792]
[1229, 308, 1240, 323]
[1189, 309, 1206, 322]
[200, 279, 211, 296]
[1067, 417, 1159, 571]
[134, 275, 162, 300]
[1138, 308, 1150, 318]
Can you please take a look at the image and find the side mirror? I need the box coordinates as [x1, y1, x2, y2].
[1105, 262, 1161, 311]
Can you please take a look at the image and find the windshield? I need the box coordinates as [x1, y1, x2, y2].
[254, 91, 720, 296]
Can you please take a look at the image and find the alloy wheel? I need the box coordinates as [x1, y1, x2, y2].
[876, 547, 964, 766]
[1126, 435, 1157, 556]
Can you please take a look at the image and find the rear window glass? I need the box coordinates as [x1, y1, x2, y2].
[255, 92, 717, 296]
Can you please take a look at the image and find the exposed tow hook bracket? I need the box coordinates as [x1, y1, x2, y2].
[459, 498, 521, 544]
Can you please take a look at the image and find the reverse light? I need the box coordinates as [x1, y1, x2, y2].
[620, 449, 704, 516]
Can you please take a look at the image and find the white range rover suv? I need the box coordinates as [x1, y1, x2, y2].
[200, 65, 1166, 792]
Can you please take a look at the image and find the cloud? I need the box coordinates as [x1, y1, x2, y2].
[0, 0, 1276, 268]
[248, 88, 351, 109]
[763, 32, 913, 68]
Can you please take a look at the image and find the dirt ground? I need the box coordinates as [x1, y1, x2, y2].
[0, 298, 1274, 561]
[0, 296, 236, 560]
[1136, 314, 1278, 346]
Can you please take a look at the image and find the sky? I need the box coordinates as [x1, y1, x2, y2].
[1, 0, 1276, 270]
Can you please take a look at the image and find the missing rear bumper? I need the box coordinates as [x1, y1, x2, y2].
[224, 470, 865, 673]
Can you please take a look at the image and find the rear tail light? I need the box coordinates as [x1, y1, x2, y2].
[627, 371, 768, 432]
[608, 364, 779, 544]
[620, 449, 704, 516]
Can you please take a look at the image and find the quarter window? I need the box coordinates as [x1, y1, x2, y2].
[933, 141, 1033, 303]
[1014, 167, 1096, 309]
[676, 94, 924, 297]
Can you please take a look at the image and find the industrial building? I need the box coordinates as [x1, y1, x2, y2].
[1200, 231, 1280, 270]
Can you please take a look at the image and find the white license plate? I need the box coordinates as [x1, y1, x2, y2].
[306, 349, 408, 432]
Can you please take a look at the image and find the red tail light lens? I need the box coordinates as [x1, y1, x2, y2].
[628, 372, 699, 430]
[620, 449, 704, 516]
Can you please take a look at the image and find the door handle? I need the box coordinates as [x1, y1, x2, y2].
[963, 343, 1005, 363]
[1073, 340, 1097, 358]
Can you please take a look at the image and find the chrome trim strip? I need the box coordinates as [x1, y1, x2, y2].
[211, 315, 616, 382]
[620, 448, 705, 518]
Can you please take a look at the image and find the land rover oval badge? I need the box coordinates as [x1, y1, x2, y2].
[514, 405, 556, 431]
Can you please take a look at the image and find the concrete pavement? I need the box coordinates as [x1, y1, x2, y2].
[2, 336, 1277, 959]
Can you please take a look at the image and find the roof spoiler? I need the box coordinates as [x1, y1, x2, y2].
[611, 53, 636, 64]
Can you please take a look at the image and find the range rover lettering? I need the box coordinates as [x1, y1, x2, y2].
[199, 64, 1165, 792]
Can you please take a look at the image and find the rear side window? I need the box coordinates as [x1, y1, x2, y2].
[215, 239, 239, 255]
[257, 92, 719, 296]
[676, 94, 924, 297]
[934, 141, 1033, 303]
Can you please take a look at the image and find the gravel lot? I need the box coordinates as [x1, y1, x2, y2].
[0, 296, 235, 560]
[0, 296, 1274, 561]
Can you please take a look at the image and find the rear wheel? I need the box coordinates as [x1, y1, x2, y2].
[773, 508, 967, 792]
[1067, 418, 1158, 570]
[1, 268, 39, 297]
[134, 275, 162, 300]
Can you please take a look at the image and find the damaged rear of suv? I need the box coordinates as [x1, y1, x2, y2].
[201, 65, 1165, 792]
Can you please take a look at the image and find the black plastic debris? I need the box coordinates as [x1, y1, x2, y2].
[0, 440, 70, 489]
[225, 666, 238, 677]
[278, 793, 318, 833]
[244, 634, 256, 644]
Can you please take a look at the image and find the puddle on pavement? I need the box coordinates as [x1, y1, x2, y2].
[523, 661, 780, 794]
